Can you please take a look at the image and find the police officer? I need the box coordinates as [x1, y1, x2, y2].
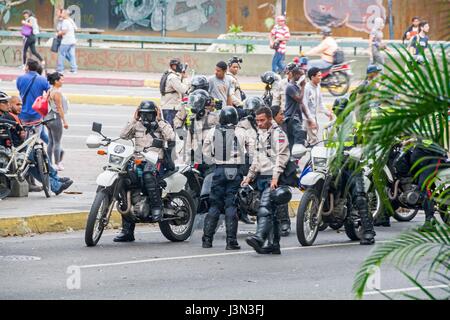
[114, 101, 175, 242]
[202, 106, 247, 250]
[227, 57, 245, 109]
[241, 106, 291, 254]
[176, 89, 219, 168]
[235, 96, 263, 224]
[332, 97, 376, 245]
[160, 58, 190, 127]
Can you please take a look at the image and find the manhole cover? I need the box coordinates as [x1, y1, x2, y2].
[0, 255, 42, 262]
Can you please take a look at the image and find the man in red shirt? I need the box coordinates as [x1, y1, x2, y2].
[270, 16, 290, 74]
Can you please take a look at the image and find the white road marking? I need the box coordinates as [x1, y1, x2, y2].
[69, 113, 133, 117]
[78, 240, 388, 269]
[364, 285, 449, 296]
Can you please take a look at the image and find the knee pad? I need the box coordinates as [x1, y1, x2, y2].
[257, 206, 271, 218]
[259, 188, 272, 208]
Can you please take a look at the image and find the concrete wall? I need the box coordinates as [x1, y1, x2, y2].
[0, 44, 371, 80]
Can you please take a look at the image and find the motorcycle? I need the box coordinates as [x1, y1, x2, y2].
[383, 144, 450, 224]
[299, 57, 352, 97]
[296, 142, 374, 246]
[84, 122, 200, 247]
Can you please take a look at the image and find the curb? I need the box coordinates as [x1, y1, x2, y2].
[0, 201, 300, 237]
[5, 90, 160, 106]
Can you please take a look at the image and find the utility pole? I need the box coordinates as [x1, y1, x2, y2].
[160, 0, 167, 37]
[53, 0, 65, 29]
[388, 0, 394, 40]
[281, 0, 287, 16]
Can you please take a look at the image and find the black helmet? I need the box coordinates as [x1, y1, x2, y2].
[332, 97, 348, 116]
[284, 62, 298, 73]
[237, 186, 259, 216]
[219, 106, 239, 126]
[169, 58, 183, 73]
[191, 75, 209, 92]
[270, 186, 292, 205]
[243, 96, 264, 115]
[261, 71, 276, 85]
[0, 91, 11, 103]
[188, 89, 210, 117]
[138, 101, 158, 128]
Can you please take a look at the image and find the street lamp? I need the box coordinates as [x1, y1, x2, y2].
[160, 0, 167, 37]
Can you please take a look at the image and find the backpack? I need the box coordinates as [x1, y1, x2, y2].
[32, 96, 49, 117]
[333, 49, 344, 65]
[159, 71, 177, 96]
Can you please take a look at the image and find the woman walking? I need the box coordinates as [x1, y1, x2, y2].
[46, 72, 69, 171]
[21, 10, 45, 68]
[369, 17, 388, 69]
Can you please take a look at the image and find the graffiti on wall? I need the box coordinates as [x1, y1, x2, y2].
[304, 0, 386, 33]
[113, 0, 225, 33]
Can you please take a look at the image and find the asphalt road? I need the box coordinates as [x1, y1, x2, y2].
[0, 214, 447, 300]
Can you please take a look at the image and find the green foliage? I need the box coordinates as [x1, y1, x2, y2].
[340, 45, 450, 299]
[227, 24, 254, 53]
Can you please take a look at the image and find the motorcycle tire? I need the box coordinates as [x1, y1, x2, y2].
[159, 190, 196, 242]
[327, 71, 350, 97]
[85, 188, 112, 247]
[296, 188, 320, 246]
[393, 208, 419, 222]
[344, 196, 363, 241]
[35, 149, 50, 198]
[0, 173, 11, 200]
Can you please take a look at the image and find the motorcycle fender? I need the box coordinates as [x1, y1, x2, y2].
[300, 172, 325, 188]
[363, 175, 371, 193]
[162, 172, 187, 197]
[96, 171, 118, 187]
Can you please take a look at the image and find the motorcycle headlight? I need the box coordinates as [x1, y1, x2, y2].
[109, 154, 124, 166]
[313, 157, 327, 170]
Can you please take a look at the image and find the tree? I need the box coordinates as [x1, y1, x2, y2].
[0, 0, 29, 29]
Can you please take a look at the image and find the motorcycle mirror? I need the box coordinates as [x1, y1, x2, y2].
[292, 144, 308, 159]
[92, 122, 103, 134]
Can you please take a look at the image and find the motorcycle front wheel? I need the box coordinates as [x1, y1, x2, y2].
[296, 189, 320, 246]
[327, 71, 350, 97]
[85, 188, 112, 247]
[159, 190, 196, 242]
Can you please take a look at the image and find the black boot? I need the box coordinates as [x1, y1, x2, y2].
[151, 207, 163, 222]
[246, 216, 272, 254]
[202, 212, 220, 248]
[360, 211, 376, 245]
[272, 218, 281, 254]
[239, 210, 255, 224]
[225, 212, 240, 250]
[113, 217, 135, 242]
[278, 204, 291, 237]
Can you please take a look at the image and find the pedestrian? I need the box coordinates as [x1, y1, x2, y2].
[270, 16, 290, 74]
[284, 66, 311, 150]
[201, 106, 247, 250]
[56, 9, 78, 74]
[160, 58, 190, 127]
[303, 67, 333, 145]
[46, 72, 69, 171]
[226, 56, 245, 109]
[208, 61, 233, 107]
[402, 16, 421, 44]
[242, 106, 291, 254]
[303, 27, 338, 70]
[272, 62, 299, 109]
[369, 17, 388, 68]
[0, 91, 73, 196]
[16, 59, 50, 129]
[408, 21, 430, 58]
[21, 10, 45, 70]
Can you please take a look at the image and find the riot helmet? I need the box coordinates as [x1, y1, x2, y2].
[270, 186, 292, 205]
[219, 106, 239, 126]
[188, 89, 211, 119]
[190, 75, 209, 92]
[243, 96, 265, 121]
[260, 71, 277, 85]
[138, 100, 158, 131]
